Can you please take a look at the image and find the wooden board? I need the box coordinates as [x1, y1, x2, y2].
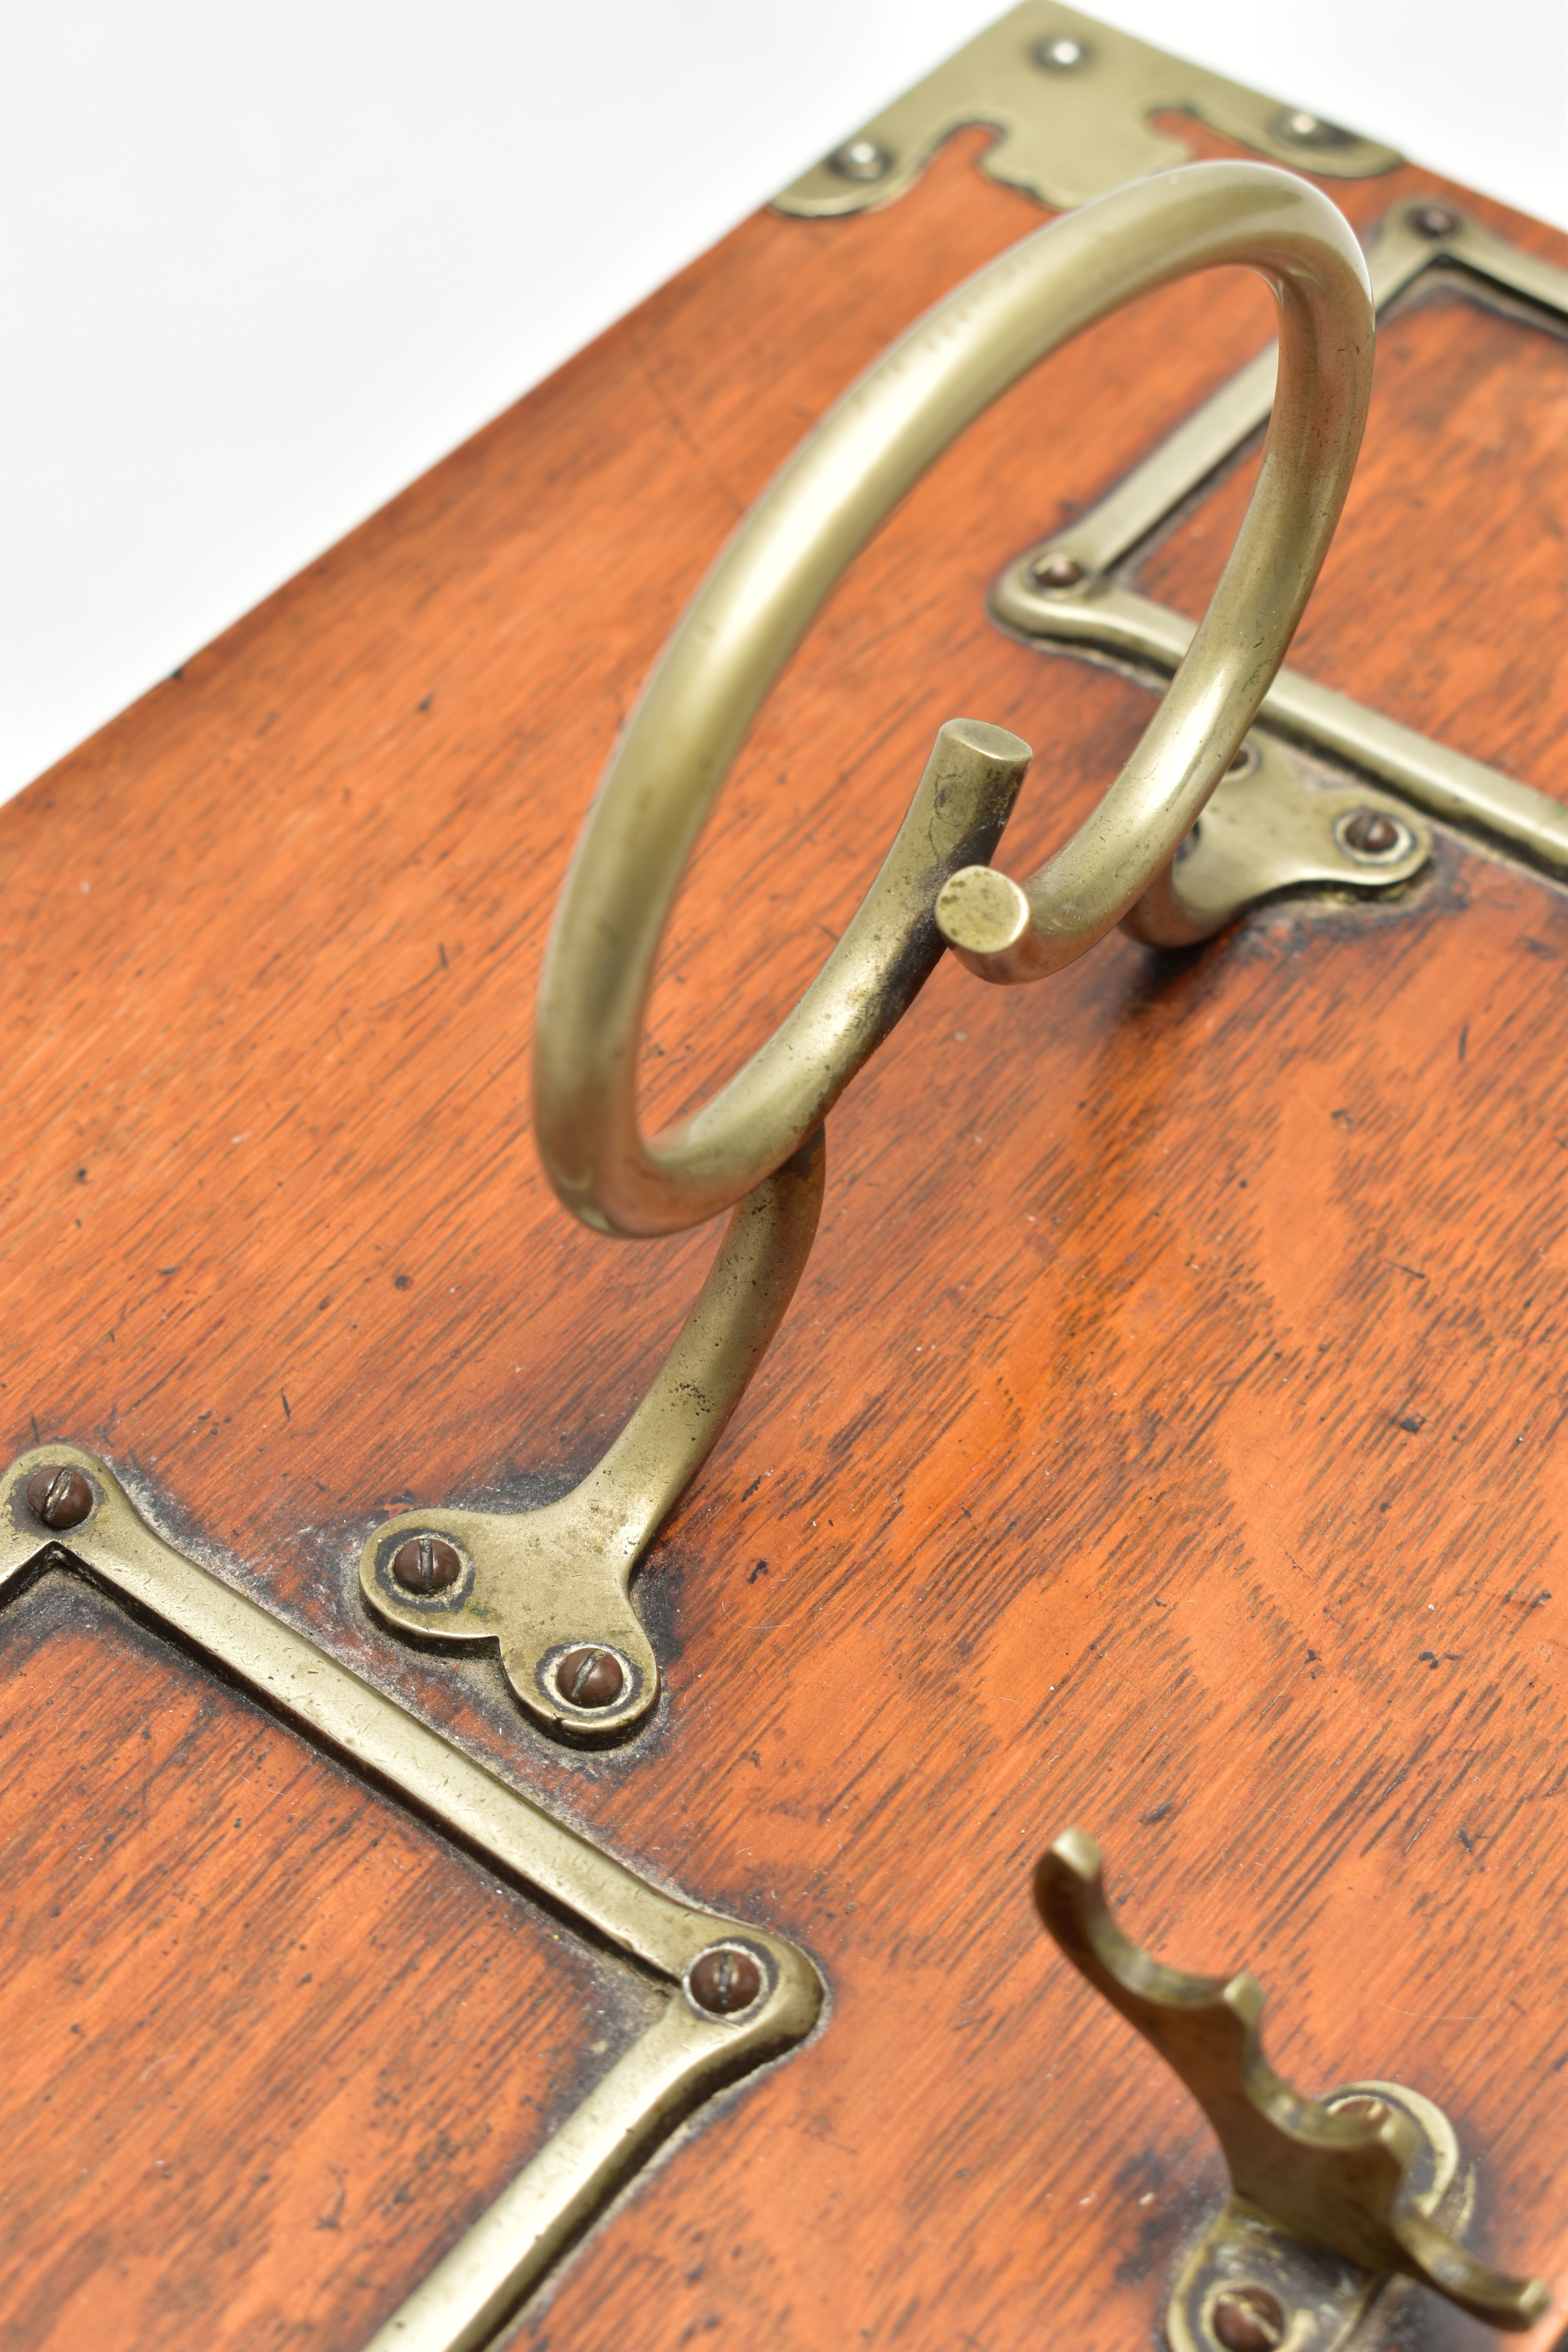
[3, 99, 1567, 2352]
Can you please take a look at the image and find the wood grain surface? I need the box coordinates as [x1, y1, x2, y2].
[0, 1572, 654, 2352]
[2, 101, 1566, 2352]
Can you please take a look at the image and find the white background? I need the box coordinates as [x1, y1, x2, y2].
[4, 0, 1564, 804]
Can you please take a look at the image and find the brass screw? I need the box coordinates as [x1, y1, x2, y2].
[1328, 2092, 1394, 2129]
[828, 136, 892, 183]
[688, 1945, 764, 2015]
[389, 1534, 463, 1594]
[1034, 33, 1094, 71]
[24, 1466, 95, 1531]
[1271, 107, 1354, 151]
[1211, 2287, 1286, 2351]
[555, 1646, 626, 1709]
[1029, 554, 1085, 591]
[1342, 808, 1401, 857]
[1411, 201, 1458, 238]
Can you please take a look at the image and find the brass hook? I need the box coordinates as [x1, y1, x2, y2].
[1036, 1829, 1549, 2339]
[360, 1134, 824, 1742]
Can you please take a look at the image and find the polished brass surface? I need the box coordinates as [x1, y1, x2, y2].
[773, 2, 1397, 220]
[995, 202, 1568, 880]
[361, 1136, 824, 1742]
[535, 162, 1374, 1238]
[0, 1446, 822, 2352]
[934, 735, 1428, 967]
[995, 575, 1568, 878]
[1169, 2084, 1467, 2352]
[1037, 1830, 1548, 2332]
[1120, 737, 1428, 949]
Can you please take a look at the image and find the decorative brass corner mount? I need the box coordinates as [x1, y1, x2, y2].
[1037, 1831, 1549, 2345]
[775, 2, 1398, 221]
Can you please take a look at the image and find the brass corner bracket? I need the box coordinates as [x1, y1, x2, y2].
[775, 2, 1398, 221]
[1, 1445, 822, 2352]
[1037, 1830, 1549, 2347]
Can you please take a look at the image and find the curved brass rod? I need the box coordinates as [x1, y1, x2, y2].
[535, 160, 1373, 1240]
[1038, 1830, 1549, 2330]
[360, 1133, 824, 1742]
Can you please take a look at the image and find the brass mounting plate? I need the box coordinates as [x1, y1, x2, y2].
[0, 1446, 822, 2352]
[775, 2, 1398, 220]
[1169, 2083, 1466, 2352]
[1160, 737, 1429, 932]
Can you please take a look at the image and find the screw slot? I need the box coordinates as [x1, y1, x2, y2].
[389, 1534, 463, 1594]
[1210, 2287, 1287, 2351]
[687, 1944, 764, 2016]
[1029, 553, 1085, 592]
[1327, 2092, 1394, 2129]
[827, 136, 892, 183]
[1337, 806, 1408, 862]
[1033, 33, 1094, 71]
[555, 1646, 626, 1710]
[24, 1466, 95, 1532]
[1270, 107, 1354, 151]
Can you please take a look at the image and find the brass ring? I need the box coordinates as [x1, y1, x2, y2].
[536, 160, 1373, 1238]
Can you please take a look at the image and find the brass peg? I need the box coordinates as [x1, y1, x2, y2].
[1036, 1830, 1550, 2347]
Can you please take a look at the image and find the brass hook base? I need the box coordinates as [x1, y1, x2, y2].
[360, 1136, 824, 1743]
[1169, 2082, 1465, 2352]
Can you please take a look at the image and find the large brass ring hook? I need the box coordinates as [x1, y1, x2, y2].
[536, 160, 1373, 1239]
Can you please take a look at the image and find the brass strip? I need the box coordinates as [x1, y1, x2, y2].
[991, 578, 1568, 878]
[774, 1, 1397, 220]
[0, 1447, 822, 2352]
[994, 201, 1568, 878]
[1005, 200, 1568, 584]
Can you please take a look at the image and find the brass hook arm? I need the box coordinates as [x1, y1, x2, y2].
[360, 1132, 825, 1742]
[534, 160, 1373, 1238]
[1037, 1830, 1549, 2332]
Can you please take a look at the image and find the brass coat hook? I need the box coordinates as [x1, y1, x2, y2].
[1036, 1829, 1549, 2347]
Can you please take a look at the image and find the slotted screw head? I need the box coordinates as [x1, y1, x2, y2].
[1211, 2288, 1286, 2351]
[1034, 33, 1094, 70]
[25, 1466, 94, 1531]
[828, 136, 892, 182]
[1411, 201, 1459, 238]
[389, 1533, 463, 1594]
[1328, 2093, 1393, 2127]
[688, 1945, 764, 2015]
[1271, 107, 1354, 150]
[555, 1646, 626, 1709]
[1029, 554, 1085, 590]
[1342, 808, 1401, 857]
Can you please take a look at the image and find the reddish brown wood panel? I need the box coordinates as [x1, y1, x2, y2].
[1141, 279, 1568, 787]
[2, 107, 1567, 2352]
[0, 1571, 653, 2347]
